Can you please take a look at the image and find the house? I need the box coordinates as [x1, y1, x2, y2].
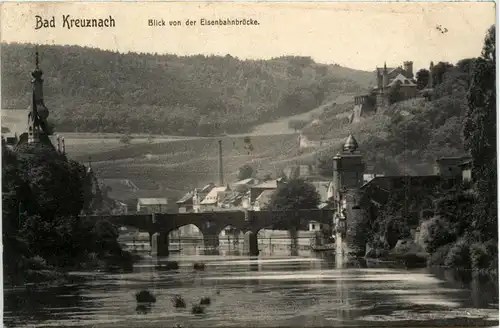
[434, 156, 472, 179]
[193, 183, 215, 213]
[232, 178, 257, 193]
[2, 132, 18, 148]
[113, 201, 129, 215]
[308, 220, 329, 232]
[363, 174, 381, 184]
[199, 185, 230, 212]
[309, 180, 333, 209]
[250, 179, 284, 204]
[176, 191, 194, 213]
[283, 164, 314, 180]
[136, 198, 169, 214]
[253, 190, 275, 211]
[459, 159, 473, 187]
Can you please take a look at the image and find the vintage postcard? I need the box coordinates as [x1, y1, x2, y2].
[0, 1, 497, 328]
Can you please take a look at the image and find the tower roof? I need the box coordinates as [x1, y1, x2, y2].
[343, 134, 359, 153]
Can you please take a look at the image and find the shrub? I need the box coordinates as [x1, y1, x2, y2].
[423, 217, 457, 253]
[172, 295, 186, 308]
[136, 290, 156, 303]
[428, 244, 451, 267]
[470, 241, 497, 272]
[445, 239, 471, 270]
[191, 304, 205, 314]
[200, 297, 211, 305]
[193, 262, 205, 271]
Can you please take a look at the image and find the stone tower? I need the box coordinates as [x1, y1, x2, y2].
[332, 134, 366, 258]
[403, 61, 414, 79]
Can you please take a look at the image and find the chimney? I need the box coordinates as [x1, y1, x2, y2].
[218, 140, 224, 186]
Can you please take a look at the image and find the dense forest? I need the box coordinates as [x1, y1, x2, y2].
[2, 141, 135, 285]
[1, 43, 372, 136]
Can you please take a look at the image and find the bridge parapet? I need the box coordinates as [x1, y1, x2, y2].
[82, 214, 153, 232]
[82, 209, 334, 236]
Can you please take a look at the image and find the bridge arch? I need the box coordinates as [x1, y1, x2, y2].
[218, 224, 244, 249]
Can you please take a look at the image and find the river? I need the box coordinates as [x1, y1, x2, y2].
[4, 245, 499, 328]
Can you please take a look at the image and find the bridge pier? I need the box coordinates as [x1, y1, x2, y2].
[245, 231, 259, 256]
[289, 227, 299, 257]
[203, 234, 220, 255]
[151, 232, 170, 257]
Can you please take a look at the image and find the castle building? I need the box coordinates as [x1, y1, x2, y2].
[350, 61, 418, 123]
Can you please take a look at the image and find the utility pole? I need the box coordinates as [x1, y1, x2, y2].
[218, 140, 224, 186]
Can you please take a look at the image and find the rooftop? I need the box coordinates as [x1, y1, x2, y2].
[253, 180, 279, 189]
[176, 191, 194, 204]
[137, 198, 168, 206]
[200, 186, 229, 205]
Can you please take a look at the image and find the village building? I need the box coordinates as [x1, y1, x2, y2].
[192, 183, 215, 213]
[253, 190, 275, 211]
[198, 185, 230, 212]
[176, 191, 194, 213]
[136, 198, 169, 214]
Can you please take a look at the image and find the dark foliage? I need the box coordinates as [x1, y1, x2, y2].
[2, 143, 133, 284]
[136, 290, 156, 303]
[237, 164, 254, 181]
[288, 119, 308, 132]
[172, 295, 186, 308]
[266, 179, 320, 211]
[365, 26, 497, 275]
[416, 68, 430, 90]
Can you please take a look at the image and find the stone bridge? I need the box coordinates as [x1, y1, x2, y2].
[84, 209, 333, 257]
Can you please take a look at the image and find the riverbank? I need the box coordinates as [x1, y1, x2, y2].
[4, 251, 144, 288]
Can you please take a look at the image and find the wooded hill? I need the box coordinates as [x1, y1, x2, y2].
[1, 43, 373, 136]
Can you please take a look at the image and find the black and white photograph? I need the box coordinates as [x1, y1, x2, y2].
[0, 2, 498, 327]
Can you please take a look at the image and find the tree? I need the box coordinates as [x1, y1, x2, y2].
[237, 164, 254, 180]
[288, 119, 308, 132]
[432, 62, 454, 86]
[463, 25, 496, 241]
[316, 152, 334, 177]
[266, 179, 320, 211]
[2, 143, 134, 283]
[387, 81, 404, 105]
[416, 69, 430, 90]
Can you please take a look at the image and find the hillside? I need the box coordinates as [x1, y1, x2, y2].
[301, 58, 476, 176]
[66, 133, 304, 202]
[1, 43, 374, 136]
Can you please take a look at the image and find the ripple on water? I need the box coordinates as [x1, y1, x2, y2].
[4, 255, 498, 328]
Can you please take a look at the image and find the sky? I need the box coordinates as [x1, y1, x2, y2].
[0, 2, 496, 72]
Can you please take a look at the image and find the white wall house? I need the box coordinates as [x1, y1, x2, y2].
[136, 198, 168, 214]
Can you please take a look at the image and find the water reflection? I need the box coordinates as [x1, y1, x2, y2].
[4, 284, 94, 327]
[135, 303, 153, 315]
[3, 244, 499, 328]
